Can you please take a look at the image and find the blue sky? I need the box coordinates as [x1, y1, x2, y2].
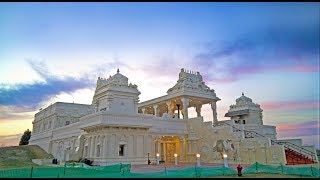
[0, 2, 319, 148]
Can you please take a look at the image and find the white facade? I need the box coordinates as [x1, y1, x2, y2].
[29, 68, 318, 165]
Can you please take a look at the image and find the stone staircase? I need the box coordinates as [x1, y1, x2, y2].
[213, 121, 318, 165]
[285, 149, 315, 165]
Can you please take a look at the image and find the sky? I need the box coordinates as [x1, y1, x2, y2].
[0, 2, 319, 148]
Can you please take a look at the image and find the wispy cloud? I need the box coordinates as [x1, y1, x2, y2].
[277, 120, 320, 138]
[193, 25, 319, 83]
[0, 60, 94, 109]
[0, 59, 129, 110]
[0, 134, 21, 147]
[260, 100, 319, 111]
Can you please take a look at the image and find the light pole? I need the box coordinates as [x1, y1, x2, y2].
[223, 154, 228, 167]
[174, 154, 178, 166]
[196, 154, 200, 167]
[156, 153, 160, 165]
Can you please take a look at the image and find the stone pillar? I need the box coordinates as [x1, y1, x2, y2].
[181, 97, 189, 120]
[103, 135, 108, 158]
[179, 136, 185, 162]
[166, 101, 172, 117]
[260, 145, 266, 164]
[234, 140, 241, 164]
[211, 101, 218, 125]
[143, 135, 147, 156]
[133, 135, 137, 156]
[112, 134, 117, 157]
[89, 137, 94, 158]
[252, 148, 256, 163]
[153, 105, 159, 117]
[99, 136, 103, 157]
[142, 108, 146, 114]
[94, 136, 97, 157]
[163, 142, 166, 162]
[150, 136, 155, 156]
[90, 136, 95, 157]
[195, 104, 202, 117]
[157, 136, 161, 157]
[245, 148, 250, 164]
[115, 134, 119, 157]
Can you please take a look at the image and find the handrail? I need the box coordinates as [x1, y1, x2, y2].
[272, 140, 315, 155]
[271, 140, 316, 161]
[214, 121, 317, 162]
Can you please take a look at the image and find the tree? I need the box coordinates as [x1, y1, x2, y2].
[19, 129, 31, 145]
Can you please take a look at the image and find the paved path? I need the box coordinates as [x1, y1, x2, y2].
[130, 163, 250, 173]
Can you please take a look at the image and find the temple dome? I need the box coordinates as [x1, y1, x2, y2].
[235, 93, 253, 105]
[110, 69, 128, 86]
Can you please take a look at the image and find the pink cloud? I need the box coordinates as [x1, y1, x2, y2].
[277, 120, 319, 138]
[277, 120, 320, 130]
[260, 101, 319, 111]
[232, 64, 319, 76]
[0, 134, 21, 147]
[274, 65, 319, 73]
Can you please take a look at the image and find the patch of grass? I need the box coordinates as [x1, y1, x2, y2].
[0, 145, 53, 169]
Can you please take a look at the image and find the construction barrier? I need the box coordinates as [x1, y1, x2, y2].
[0, 162, 318, 178]
[243, 162, 320, 177]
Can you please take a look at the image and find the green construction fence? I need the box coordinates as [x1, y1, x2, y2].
[0, 162, 319, 178]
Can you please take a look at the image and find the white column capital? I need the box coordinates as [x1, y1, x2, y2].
[181, 97, 189, 105]
[211, 101, 218, 124]
[181, 97, 189, 119]
[153, 105, 159, 116]
[179, 136, 185, 142]
[195, 104, 202, 117]
[141, 108, 146, 114]
[210, 101, 217, 109]
[166, 101, 171, 106]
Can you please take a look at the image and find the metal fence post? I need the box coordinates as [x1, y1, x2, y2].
[195, 164, 198, 177]
[165, 166, 167, 176]
[30, 166, 33, 178]
[63, 163, 66, 177]
[255, 162, 258, 173]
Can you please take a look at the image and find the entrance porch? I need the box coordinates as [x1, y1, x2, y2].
[154, 136, 186, 164]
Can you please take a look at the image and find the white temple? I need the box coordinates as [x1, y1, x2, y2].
[29, 68, 318, 165]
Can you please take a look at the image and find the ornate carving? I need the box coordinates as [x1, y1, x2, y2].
[212, 139, 235, 159]
[200, 145, 210, 161]
[166, 68, 217, 97]
[119, 134, 127, 145]
[228, 94, 262, 111]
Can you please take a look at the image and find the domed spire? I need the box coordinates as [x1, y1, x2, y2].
[236, 93, 253, 104]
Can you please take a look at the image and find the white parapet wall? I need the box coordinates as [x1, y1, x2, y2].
[32, 159, 54, 165]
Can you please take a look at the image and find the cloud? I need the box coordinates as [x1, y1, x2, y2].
[0, 134, 21, 147]
[277, 120, 320, 138]
[193, 24, 319, 83]
[0, 60, 94, 110]
[260, 100, 319, 111]
[0, 59, 131, 110]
